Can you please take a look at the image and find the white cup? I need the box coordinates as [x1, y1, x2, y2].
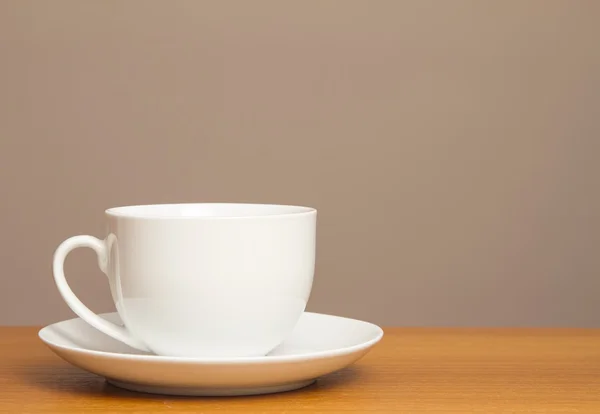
[52, 203, 316, 358]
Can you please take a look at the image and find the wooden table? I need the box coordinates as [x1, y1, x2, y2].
[1, 327, 599, 412]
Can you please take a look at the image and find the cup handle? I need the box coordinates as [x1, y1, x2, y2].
[52, 235, 150, 352]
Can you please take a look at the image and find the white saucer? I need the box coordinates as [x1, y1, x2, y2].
[39, 312, 383, 396]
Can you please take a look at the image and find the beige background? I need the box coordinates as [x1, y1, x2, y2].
[1, 1, 599, 326]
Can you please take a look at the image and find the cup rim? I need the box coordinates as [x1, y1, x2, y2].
[105, 202, 317, 220]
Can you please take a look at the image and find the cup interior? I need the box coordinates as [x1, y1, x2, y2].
[105, 203, 315, 219]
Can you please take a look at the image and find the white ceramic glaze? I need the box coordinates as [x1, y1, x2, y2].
[52, 203, 316, 358]
[38, 312, 383, 396]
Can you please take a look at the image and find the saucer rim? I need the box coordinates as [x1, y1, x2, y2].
[38, 311, 384, 365]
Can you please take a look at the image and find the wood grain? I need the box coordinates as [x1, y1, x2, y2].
[1, 327, 600, 412]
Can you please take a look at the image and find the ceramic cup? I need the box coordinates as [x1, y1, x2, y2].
[52, 203, 316, 358]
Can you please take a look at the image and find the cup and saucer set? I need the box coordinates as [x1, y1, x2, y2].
[39, 203, 383, 396]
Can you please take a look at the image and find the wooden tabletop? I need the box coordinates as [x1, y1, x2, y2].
[1, 327, 600, 413]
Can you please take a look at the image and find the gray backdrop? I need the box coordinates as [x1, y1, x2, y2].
[1, 0, 599, 326]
